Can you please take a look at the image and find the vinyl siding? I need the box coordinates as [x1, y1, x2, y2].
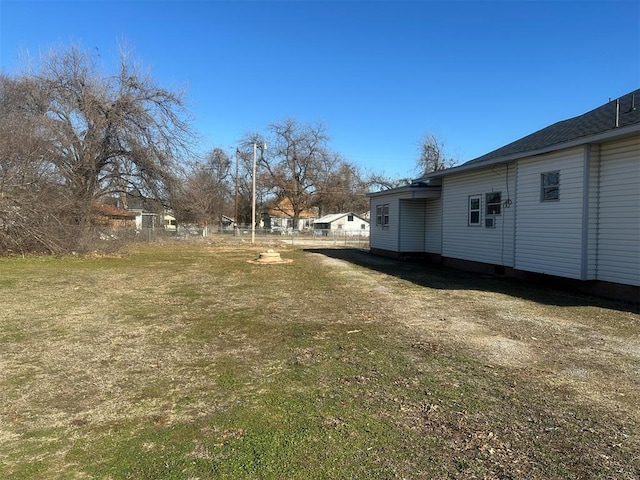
[596, 136, 640, 286]
[515, 147, 585, 279]
[425, 198, 442, 254]
[586, 145, 600, 280]
[397, 198, 443, 253]
[441, 164, 516, 266]
[399, 200, 425, 252]
[370, 196, 400, 251]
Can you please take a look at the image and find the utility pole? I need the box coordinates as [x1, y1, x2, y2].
[251, 142, 266, 244]
[251, 143, 257, 244]
[234, 148, 239, 237]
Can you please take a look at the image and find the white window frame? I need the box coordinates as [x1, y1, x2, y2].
[377, 203, 390, 228]
[468, 195, 481, 226]
[541, 171, 560, 201]
[485, 191, 502, 215]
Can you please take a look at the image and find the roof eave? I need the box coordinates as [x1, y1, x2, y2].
[367, 185, 441, 198]
[420, 123, 640, 180]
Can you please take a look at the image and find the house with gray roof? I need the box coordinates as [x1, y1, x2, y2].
[314, 212, 370, 236]
[369, 89, 640, 301]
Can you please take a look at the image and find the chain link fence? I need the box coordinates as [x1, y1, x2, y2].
[0, 224, 369, 254]
[209, 226, 370, 248]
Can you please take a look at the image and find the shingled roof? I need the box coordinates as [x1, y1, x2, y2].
[464, 88, 640, 167]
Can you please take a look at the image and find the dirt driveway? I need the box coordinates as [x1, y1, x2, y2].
[307, 248, 640, 425]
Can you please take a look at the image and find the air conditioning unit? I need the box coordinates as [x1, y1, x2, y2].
[485, 218, 495, 228]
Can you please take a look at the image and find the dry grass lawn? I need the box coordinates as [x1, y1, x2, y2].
[1, 242, 638, 479]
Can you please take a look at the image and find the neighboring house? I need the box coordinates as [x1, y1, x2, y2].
[126, 208, 177, 231]
[314, 212, 370, 236]
[163, 212, 177, 231]
[262, 198, 319, 231]
[221, 215, 235, 230]
[128, 208, 159, 230]
[93, 204, 137, 229]
[122, 195, 167, 231]
[204, 215, 235, 236]
[369, 89, 640, 301]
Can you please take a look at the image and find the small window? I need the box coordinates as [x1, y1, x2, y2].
[361, 224, 366, 230]
[468, 195, 481, 226]
[337, 224, 343, 229]
[347, 214, 354, 221]
[486, 192, 502, 215]
[376, 204, 389, 227]
[541, 171, 560, 201]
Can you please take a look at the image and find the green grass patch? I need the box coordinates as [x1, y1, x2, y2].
[1, 243, 638, 479]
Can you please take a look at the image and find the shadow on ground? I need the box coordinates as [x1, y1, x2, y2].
[304, 247, 640, 314]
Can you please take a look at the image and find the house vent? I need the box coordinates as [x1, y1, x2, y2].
[485, 218, 495, 228]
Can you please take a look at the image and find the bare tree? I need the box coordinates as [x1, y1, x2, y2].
[246, 119, 329, 228]
[172, 148, 232, 227]
[239, 118, 415, 224]
[25, 45, 192, 222]
[234, 138, 269, 227]
[366, 173, 411, 191]
[415, 132, 458, 176]
[315, 158, 369, 215]
[0, 45, 194, 252]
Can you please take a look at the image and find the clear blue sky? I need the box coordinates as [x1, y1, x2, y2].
[1, 0, 639, 179]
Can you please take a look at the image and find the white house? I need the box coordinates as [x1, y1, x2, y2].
[128, 208, 158, 230]
[369, 89, 640, 301]
[262, 198, 319, 232]
[314, 212, 370, 236]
